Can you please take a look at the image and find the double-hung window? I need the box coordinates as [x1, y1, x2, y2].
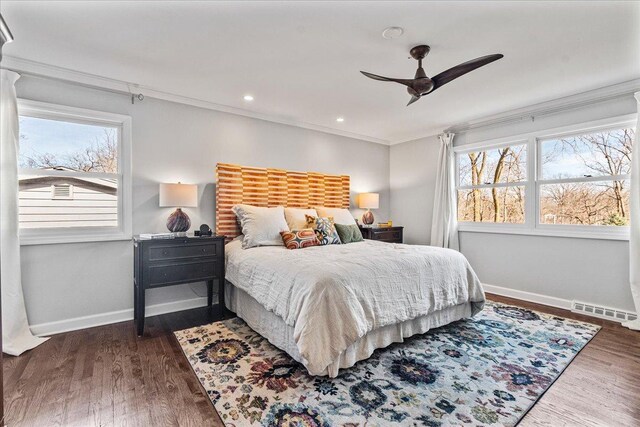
[17, 100, 132, 245]
[455, 114, 635, 240]
[456, 142, 528, 226]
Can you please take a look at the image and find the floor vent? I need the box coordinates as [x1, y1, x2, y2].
[572, 301, 637, 323]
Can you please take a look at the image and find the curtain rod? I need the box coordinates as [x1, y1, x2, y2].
[0, 65, 145, 103]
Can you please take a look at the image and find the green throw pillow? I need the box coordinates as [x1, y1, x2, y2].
[334, 223, 364, 244]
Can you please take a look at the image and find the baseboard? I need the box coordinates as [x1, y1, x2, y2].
[30, 296, 212, 336]
[482, 283, 573, 310]
[483, 283, 636, 323]
[31, 283, 635, 336]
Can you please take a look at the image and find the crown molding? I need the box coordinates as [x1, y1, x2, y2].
[390, 78, 640, 146]
[1, 55, 391, 145]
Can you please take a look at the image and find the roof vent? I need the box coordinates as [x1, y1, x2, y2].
[52, 184, 73, 199]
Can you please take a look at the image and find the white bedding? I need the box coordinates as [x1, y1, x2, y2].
[225, 238, 485, 376]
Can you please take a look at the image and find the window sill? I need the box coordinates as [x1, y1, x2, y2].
[457, 224, 629, 241]
[20, 232, 132, 246]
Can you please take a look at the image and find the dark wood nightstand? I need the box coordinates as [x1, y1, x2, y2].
[359, 226, 404, 243]
[133, 235, 225, 336]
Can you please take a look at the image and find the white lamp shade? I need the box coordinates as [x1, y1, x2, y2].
[159, 183, 198, 207]
[358, 192, 379, 209]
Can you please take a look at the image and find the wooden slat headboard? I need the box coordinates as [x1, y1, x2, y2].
[216, 163, 350, 241]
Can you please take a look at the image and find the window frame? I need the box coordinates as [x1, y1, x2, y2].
[17, 99, 132, 245]
[454, 114, 636, 241]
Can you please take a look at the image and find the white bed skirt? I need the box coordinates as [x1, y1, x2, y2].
[225, 281, 472, 377]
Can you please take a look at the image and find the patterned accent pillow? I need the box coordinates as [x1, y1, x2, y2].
[334, 223, 364, 244]
[280, 229, 320, 250]
[305, 215, 341, 245]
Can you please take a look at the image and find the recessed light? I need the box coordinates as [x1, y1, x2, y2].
[243, 95, 254, 101]
[336, 117, 345, 123]
[382, 26, 404, 40]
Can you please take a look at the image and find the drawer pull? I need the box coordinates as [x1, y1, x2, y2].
[162, 250, 168, 255]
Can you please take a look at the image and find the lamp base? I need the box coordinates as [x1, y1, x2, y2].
[362, 209, 374, 225]
[167, 208, 191, 232]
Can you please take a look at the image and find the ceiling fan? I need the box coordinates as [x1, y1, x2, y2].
[361, 45, 503, 106]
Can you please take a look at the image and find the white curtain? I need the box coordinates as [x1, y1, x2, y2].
[430, 132, 459, 250]
[624, 91, 640, 331]
[1, 69, 48, 355]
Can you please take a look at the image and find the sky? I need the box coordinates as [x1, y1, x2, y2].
[541, 141, 589, 179]
[541, 131, 631, 179]
[18, 116, 116, 169]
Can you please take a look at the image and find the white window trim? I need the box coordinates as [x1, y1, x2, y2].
[17, 99, 132, 245]
[454, 113, 636, 241]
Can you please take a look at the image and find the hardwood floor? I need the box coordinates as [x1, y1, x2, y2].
[489, 295, 640, 427]
[3, 295, 639, 426]
[3, 306, 225, 427]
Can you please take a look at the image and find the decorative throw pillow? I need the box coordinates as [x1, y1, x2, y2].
[280, 229, 320, 250]
[284, 207, 318, 230]
[232, 204, 290, 249]
[305, 214, 341, 245]
[334, 223, 364, 244]
[314, 207, 357, 225]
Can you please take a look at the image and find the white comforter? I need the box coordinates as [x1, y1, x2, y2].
[225, 238, 485, 375]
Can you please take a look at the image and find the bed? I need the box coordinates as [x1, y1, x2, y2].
[216, 163, 485, 377]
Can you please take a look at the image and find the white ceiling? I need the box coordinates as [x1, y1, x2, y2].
[2, 1, 639, 144]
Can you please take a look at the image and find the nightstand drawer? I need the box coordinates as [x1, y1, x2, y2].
[371, 230, 402, 242]
[359, 226, 404, 243]
[148, 242, 220, 261]
[148, 261, 217, 286]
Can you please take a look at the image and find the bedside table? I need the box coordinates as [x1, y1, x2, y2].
[133, 235, 225, 336]
[359, 226, 404, 243]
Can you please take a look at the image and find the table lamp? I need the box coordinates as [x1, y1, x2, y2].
[159, 183, 198, 232]
[358, 192, 379, 226]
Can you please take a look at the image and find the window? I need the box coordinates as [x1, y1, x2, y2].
[18, 100, 132, 245]
[539, 127, 632, 227]
[457, 143, 527, 224]
[454, 114, 636, 240]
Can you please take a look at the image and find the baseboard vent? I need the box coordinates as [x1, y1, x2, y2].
[572, 301, 637, 323]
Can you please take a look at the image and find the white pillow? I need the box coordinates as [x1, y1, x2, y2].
[232, 204, 289, 249]
[284, 208, 318, 230]
[314, 207, 357, 225]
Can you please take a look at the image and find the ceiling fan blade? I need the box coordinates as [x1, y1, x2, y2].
[407, 95, 421, 106]
[360, 71, 415, 87]
[406, 86, 421, 106]
[431, 54, 503, 91]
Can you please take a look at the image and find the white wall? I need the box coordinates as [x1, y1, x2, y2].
[389, 134, 440, 245]
[390, 93, 636, 312]
[17, 76, 390, 329]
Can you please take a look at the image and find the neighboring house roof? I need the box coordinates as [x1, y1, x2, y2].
[19, 167, 117, 196]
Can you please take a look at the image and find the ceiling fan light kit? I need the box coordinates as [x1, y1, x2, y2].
[361, 44, 503, 106]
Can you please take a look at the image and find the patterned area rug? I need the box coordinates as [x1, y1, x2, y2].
[175, 302, 599, 426]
